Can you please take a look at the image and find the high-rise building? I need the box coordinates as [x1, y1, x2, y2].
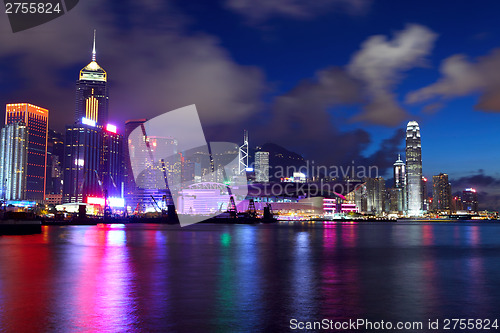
[451, 195, 463, 212]
[63, 32, 123, 205]
[4, 103, 48, 201]
[63, 122, 102, 203]
[432, 173, 451, 212]
[462, 188, 478, 213]
[405, 121, 423, 216]
[422, 176, 429, 211]
[101, 124, 124, 198]
[0, 122, 28, 200]
[365, 177, 385, 215]
[255, 151, 270, 183]
[124, 118, 179, 212]
[389, 187, 404, 212]
[392, 154, 406, 212]
[46, 129, 64, 195]
[75, 30, 108, 125]
[124, 119, 146, 209]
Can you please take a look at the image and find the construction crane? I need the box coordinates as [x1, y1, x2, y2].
[94, 170, 111, 219]
[159, 158, 177, 222]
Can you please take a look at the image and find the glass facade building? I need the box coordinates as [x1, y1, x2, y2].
[63, 33, 123, 204]
[4, 103, 48, 201]
[255, 151, 270, 183]
[405, 121, 423, 216]
[432, 173, 451, 211]
[0, 122, 28, 200]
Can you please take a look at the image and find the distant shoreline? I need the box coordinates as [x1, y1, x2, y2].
[39, 218, 500, 226]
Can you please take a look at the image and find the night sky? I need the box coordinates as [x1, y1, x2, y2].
[0, 0, 499, 209]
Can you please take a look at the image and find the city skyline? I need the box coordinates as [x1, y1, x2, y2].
[0, 0, 498, 209]
[2, 4, 500, 333]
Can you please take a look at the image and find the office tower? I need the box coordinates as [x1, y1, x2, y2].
[255, 151, 270, 183]
[389, 187, 403, 212]
[405, 121, 423, 216]
[354, 183, 368, 213]
[0, 122, 28, 200]
[101, 124, 123, 198]
[64, 121, 124, 204]
[422, 176, 429, 211]
[124, 118, 179, 212]
[63, 32, 123, 205]
[451, 195, 463, 213]
[462, 188, 478, 213]
[46, 129, 64, 195]
[63, 122, 102, 203]
[365, 177, 385, 215]
[238, 130, 248, 174]
[124, 119, 146, 210]
[75, 30, 108, 125]
[393, 154, 406, 212]
[5, 103, 49, 201]
[432, 173, 451, 211]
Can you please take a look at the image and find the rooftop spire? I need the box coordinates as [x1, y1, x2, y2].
[92, 29, 96, 62]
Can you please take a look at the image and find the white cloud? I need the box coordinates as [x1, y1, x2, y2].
[0, 0, 266, 129]
[406, 50, 500, 112]
[225, 0, 370, 22]
[347, 24, 438, 125]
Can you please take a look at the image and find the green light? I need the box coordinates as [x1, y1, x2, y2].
[221, 233, 231, 247]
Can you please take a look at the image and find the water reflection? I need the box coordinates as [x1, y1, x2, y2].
[0, 222, 499, 331]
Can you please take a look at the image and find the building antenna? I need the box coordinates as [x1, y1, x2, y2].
[92, 29, 96, 62]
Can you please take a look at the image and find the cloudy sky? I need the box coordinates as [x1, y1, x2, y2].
[0, 0, 499, 209]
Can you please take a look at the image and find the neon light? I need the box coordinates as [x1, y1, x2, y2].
[108, 197, 125, 208]
[82, 117, 96, 127]
[106, 124, 117, 133]
[87, 197, 105, 205]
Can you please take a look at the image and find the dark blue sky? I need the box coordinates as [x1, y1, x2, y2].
[0, 0, 499, 208]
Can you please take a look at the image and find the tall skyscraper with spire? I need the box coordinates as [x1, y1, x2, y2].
[392, 154, 406, 213]
[75, 30, 108, 125]
[405, 121, 423, 216]
[63, 31, 123, 205]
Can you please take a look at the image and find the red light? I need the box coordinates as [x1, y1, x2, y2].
[106, 124, 117, 133]
[87, 197, 105, 206]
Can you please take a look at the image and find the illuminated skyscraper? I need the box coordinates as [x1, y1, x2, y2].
[63, 32, 123, 204]
[63, 123, 102, 203]
[124, 119, 179, 212]
[124, 119, 146, 209]
[3, 103, 48, 201]
[364, 177, 385, 215]
[405, 121, 423, 216]
[255, 151, 269, 183]
[46, 129, 64, 195]
[392, 154, 406, 212]
[432, 173, 451, 212]
[462, 188, 478, 213]
[75, 30, 108, 125]
[422, 176, 429, 211]
[0, 122, 28, 200]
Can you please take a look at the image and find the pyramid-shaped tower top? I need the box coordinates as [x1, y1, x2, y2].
[79, 30, 107, 82]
